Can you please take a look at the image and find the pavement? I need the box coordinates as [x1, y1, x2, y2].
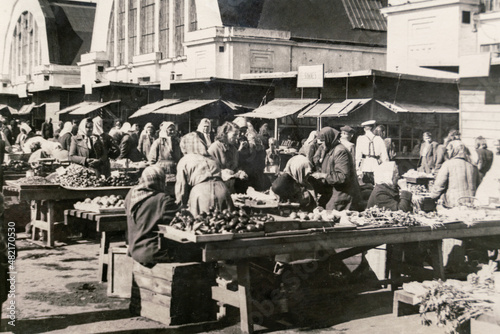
[0, 235, 448, 334]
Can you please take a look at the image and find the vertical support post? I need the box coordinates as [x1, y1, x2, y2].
[237, 260, 254, 334]
[46, 201, 55, 248]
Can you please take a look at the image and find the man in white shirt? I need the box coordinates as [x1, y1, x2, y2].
[355, 120, 389, 184]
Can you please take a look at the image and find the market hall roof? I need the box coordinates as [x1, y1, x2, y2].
[240, 99, 318, 119]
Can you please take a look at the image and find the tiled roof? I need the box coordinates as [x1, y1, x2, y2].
[342, 0, 387, 32]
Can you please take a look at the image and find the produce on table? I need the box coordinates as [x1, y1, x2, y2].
[347, 206, 421, 227]
[170, 207, 271, 235]
[288, 207, 340, 222]
[407, 183, 429, 195]
[75, 195, 125, 209]
[57, 164, 138, 187]
[4, 160, 30, 172]
[105, 173, 138, 187]
[15, 176, 56, 185]
[403, 169, 434, 179]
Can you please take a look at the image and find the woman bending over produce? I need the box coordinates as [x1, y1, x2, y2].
[271, 155, 317, 212]
[125, 166, 199, 266]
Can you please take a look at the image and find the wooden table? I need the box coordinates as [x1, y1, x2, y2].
[3, 183, 131, 247]
[64, 209, 127, 282]
[157, 220, 500, 333]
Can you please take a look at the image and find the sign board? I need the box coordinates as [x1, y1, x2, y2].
[297, 64, 324, 88]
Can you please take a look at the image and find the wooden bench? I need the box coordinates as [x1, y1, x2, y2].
[393, 290, 421, 317]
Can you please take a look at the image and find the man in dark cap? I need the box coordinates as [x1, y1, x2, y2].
[340, 125, 356, 167]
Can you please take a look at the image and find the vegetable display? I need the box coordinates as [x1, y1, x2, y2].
[15, 176, 56, 185]
[76, 195, 125, 209]
[170, 207, 270, 235]
[348, 206, 421, 227]
[4, 160, 30, 172]
[57, 164, 138, 187]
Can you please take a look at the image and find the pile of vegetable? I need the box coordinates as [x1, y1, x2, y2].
[407, 183, 429, 195]
[4, 160, 30, 172]
[75, 195, 125, 209]
[105, 174, 138, 187]
[348, 206, 421, 227]
[288, 207, 340, 222]
[57, 164, 107, 188]
[403, 169, 434, 179]
[170, 207, 271, 235]
[16, 176, 56, 185]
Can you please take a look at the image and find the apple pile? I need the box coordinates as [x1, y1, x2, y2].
[288, 207, 340, 222]
[78, 195, 125, 208]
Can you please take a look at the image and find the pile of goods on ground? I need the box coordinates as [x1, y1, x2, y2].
[57, 164, 138, 187]
[4, 160, 30, 172]
[15, 176, 57, 185]
[74, 195, 125, 212]
[405, 262, 497, 334]
[170, 207, 269, 235]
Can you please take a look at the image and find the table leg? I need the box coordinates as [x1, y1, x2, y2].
[98, 231, 110, 283]
[30, 200, 41, 242]
[430, 240, 445, 280]
[237, 260, 254, 334]
[46, 201, 55, 248]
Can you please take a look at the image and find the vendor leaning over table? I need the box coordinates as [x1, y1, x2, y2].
[69, 118, 110, 177]
[271, 155, 317, 212]
[429, 140, 480, 208]
[125, 166, 200, 266]
[148, 121, 182, 173]
[208, 122, 248, 193]
[175, 142, 233, 217]
[311, 127, 361, 211]
[366, 161, 413, 212]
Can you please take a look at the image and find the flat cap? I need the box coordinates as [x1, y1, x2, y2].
[361, 120, 376, 127]
[340, 125, 354, 133]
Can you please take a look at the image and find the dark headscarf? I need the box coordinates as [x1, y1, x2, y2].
[127, 166, 166, 215]
[318, 127, 340, 149]
[447, 140, 468, 160]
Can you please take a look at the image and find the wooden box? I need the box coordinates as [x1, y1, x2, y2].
[129, 261, 217, 325]
[107, 246, 133, 298]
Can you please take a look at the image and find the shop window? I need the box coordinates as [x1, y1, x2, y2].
[117, 0, 126, 65]
[107, 5, 115, 67]
[219, 46, 225, 53]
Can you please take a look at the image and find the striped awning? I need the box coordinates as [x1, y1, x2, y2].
[129, 99, 183, 118]
[239, 99, 318, 119]
[300, 99, 371, 118]
[153, 100, 218, 115]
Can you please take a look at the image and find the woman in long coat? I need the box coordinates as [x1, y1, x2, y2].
[137, 122, 156, 159]
[148, 122, 182, 173]
[312, 127, 361, 211]
[418, 132, 438, 174]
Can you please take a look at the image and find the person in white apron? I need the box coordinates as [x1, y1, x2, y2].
[355, 120, 389, 184]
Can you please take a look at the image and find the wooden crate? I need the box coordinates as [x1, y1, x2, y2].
[107, 246, 133, 298]
[129, 261, 217, 325]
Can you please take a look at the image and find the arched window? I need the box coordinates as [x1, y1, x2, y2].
[10, 11, 41, 80]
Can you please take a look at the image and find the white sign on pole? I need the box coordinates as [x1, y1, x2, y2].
[297, 64, 324, 88]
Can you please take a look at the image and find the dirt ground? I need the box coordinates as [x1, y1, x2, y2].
[0, 235, 450, 334]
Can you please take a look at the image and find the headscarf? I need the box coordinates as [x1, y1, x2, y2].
[283, 155, 313, 186]
[374, 161, 398, 187]
[259, 123, 270, 136]
[180, 132, 209, 155]
[92, 116, 104, 136]
[197, 118, 212, 145]
[58, 122, 73, 138]
[318, 127, 340, 149]
[20, 122, 32, 134]
[139, 122, 155, 140]
[447, 140, 468, 160]
[233, 117, 247, 129]
[159, 121, 175, 139]
[127, 166, 166, 215]
[304, 131, 318, 146]
[120, 122, 131, 133]
[78, 118, 92, 137]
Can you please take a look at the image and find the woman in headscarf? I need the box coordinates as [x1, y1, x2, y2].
[148, 121, 182, 173]
[366, 161, 413, 212]
[311, 127, 361, 211]
[117, 121, 144, 162]
[138, 122, 156, 159]
[299, 130, 318, 165]
[175, 143, 233, 217]
[58, 122, 74, 151]
[179, 118, 211, 156]
[208, 122, 248, 192]
[430, 140, 480, 208]
[69, 118, 109, 176]
[125, 166, 188, 266]
[272, 155, 317, 211]
[16, 122, 35, 149]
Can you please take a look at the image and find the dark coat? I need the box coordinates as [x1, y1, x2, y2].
[69, 134, 110, 176]
[418, 141, 439, 174]
[476, 148, 494, 177]
[366, 184, 413, 212]
[41, 122, 53, 139]
[118, 134, 143, 162]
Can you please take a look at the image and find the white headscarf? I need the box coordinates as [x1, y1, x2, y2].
[20, 122, 32, 134]
[374, 161, 398, 186]
[304, 131, 318, 146]
[58, 122, 73, 138]
[196, 118, 211, 145]
[159, 121, 175, 139]
[120, 122, 131, 133]
[92, 116, 104, 136]
[78, 119, 89, 137]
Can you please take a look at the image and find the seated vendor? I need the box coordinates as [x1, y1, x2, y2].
[366, 161, 413, 212]
[125, 166, 199, 266]
[271, 155, 317, 212]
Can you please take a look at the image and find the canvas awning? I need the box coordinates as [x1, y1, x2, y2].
[16, 103, 45, 115]
[0, 104, 17, 114]
[129, 99, 182, 118]
[58, 100, 120, 115]
[239, 99, 318, 119]
[152, 100, 218, 115]
[299, 99, 371, 118]
[376, 100, 458, 113]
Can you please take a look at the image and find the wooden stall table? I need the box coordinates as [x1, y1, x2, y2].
[3, 182, 132, 248]
[64, 209, 127, 282]
[158, 220, 500, 333]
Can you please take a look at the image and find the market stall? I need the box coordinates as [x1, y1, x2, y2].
[157, 214, 500, 334]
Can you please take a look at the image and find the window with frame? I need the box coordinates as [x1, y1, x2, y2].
[189, 0, 197, 31]
[175, 0, 185, 57]
[159, 0, 169, 59]
[140, 0, 155, 54]
[107, 6, 115, 67]
[117, 0, 126, 65]
[129, 0, 137, 62]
